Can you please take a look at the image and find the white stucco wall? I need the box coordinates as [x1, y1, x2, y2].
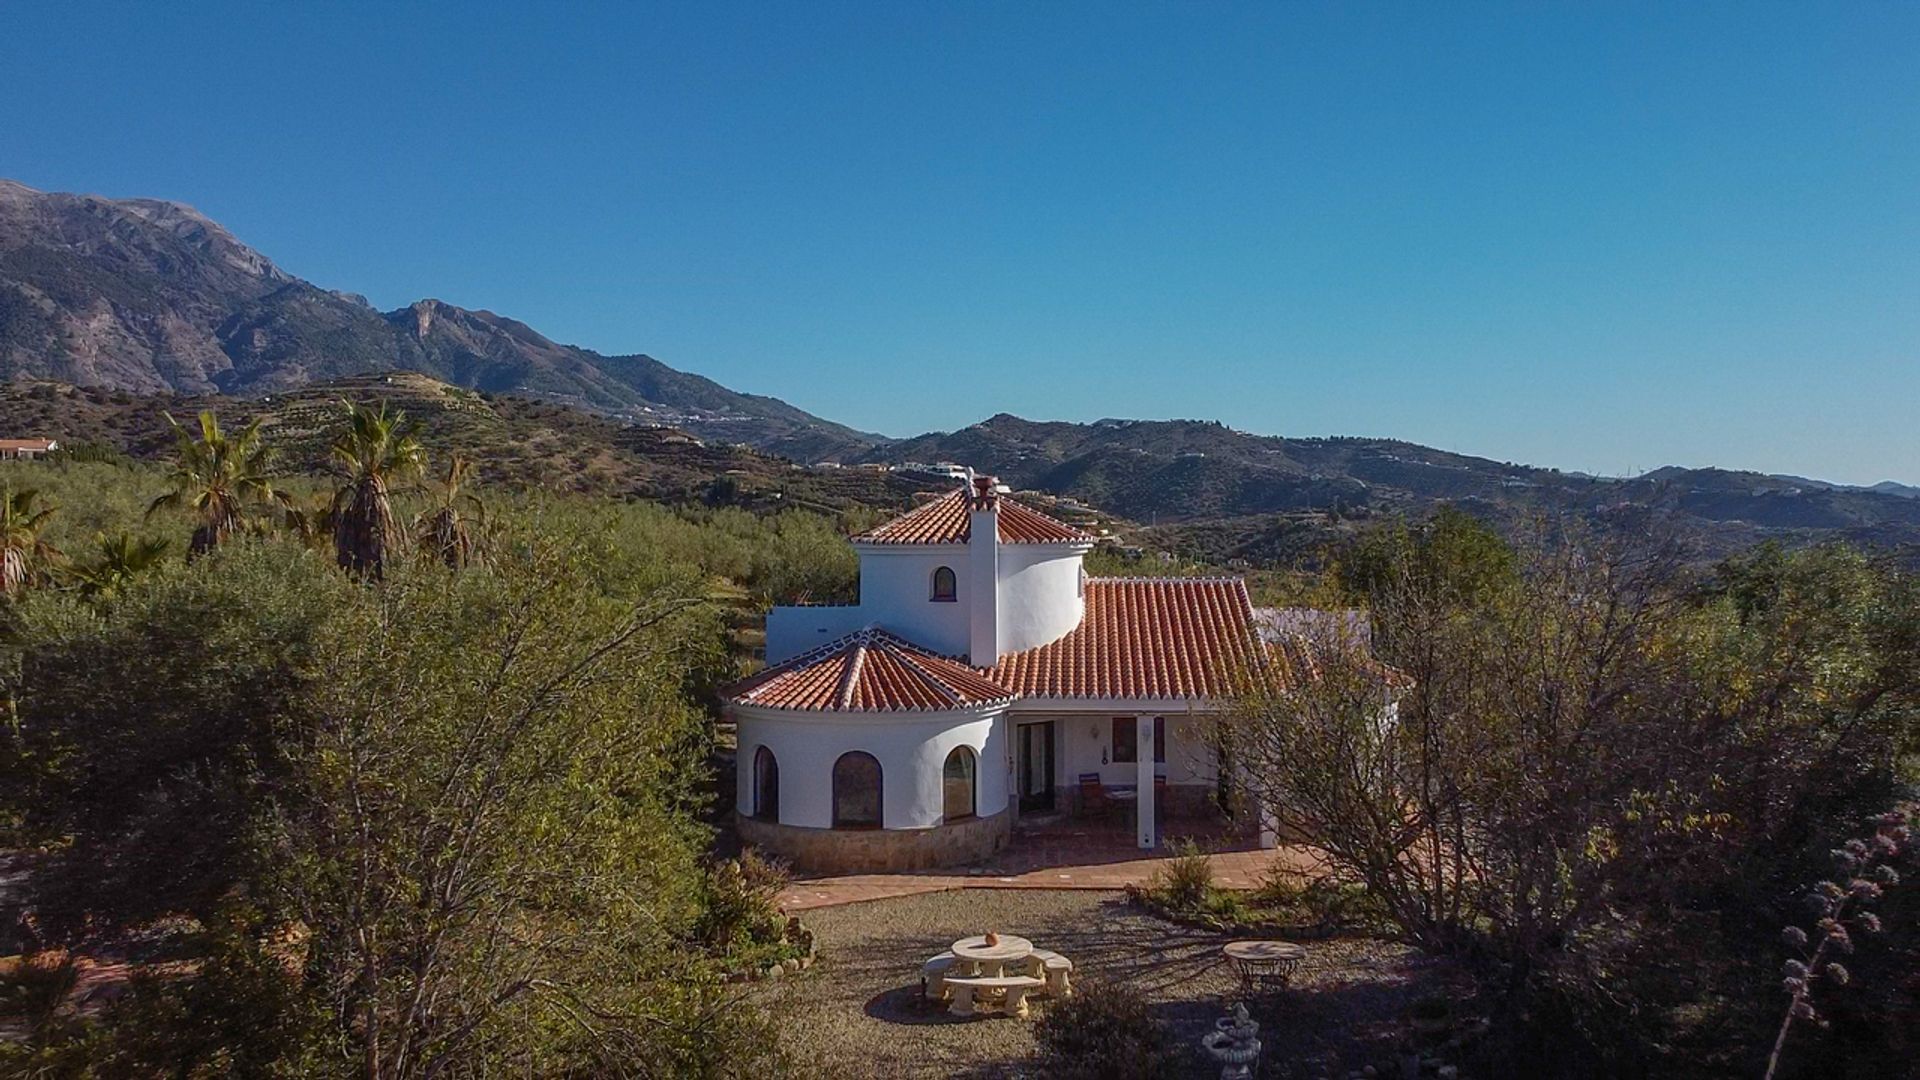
[764, 605, 869, 664]
[734, 705, 1010, 830]
[763, 523, 1094, 666]
[763, 546, 975, 664]
[1016, 710, 1218, 791]
[855, 546, 974, 658]
[995, 545, 1088, 656]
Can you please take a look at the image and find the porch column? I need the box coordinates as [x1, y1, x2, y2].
[1243, 756, 1278, 849]
[1136, 713, 1156, 849]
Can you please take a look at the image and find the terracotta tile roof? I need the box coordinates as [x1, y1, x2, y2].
[988, 578, 1268, 701]
[725, 628, 1016, 712]
[1266, 634, 1413, 691]
[998, 499, 1096, 544]
[853, 488, 1093, 546]
[0, 439, 56, 451]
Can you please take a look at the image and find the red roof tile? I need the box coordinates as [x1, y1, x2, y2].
[725, 629, 1016, 712]
[853, 488, 1092, 546]
[988, 578, 1267, 701]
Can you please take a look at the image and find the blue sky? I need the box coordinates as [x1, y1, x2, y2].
[4, 3, 1916, 484]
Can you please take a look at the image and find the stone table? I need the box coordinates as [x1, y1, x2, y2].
[952, 934, 1033, 978]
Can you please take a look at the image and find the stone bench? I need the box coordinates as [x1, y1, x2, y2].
[920, 951, 975, 1000]
[1021, 948, 1074, 997]
[945, 974, 1046, 1018]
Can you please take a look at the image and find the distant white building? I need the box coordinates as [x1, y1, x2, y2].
[0, 439, 57, 460]
[896, 461, 972, 481]
[723, 475, 1286, 873]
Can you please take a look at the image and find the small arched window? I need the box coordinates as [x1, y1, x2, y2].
[753, 746, 780, 822]
[832, 751, 883, 829]
[943, 746, 976, 822]
[931, 566, 957, 602]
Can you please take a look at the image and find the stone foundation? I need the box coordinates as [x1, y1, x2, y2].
[737, 809, 1012, 874]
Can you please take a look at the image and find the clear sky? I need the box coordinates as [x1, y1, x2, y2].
[4, 3, 1916, 484]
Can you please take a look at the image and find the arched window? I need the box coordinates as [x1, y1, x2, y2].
[752, 746, 780, 822]
[930, 566, 957, 602]
[832, 751, 883, 829]
[943, 746, 976, 822]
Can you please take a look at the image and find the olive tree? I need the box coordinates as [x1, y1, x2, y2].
[1227, 527, 1919, 1070]
[3, 517, 776, 1078]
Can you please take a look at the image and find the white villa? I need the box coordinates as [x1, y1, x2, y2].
[724, 475, 1293, 874]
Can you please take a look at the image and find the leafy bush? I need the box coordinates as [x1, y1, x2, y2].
[0, 512, 781, 1075]
[1251, 868, 1385, 932]
[46, 439, 129, 466]
[1146, 837, 1215, 912]
[695, 848, 797, 961]
[1234, 528, 1920, 1075]
[1032, 980, 1181, 1080]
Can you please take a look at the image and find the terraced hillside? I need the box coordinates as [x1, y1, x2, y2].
[0, 374, 920, 515]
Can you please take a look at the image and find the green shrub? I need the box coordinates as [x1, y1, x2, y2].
[1249, 867, 1386, 932]
[695, 848, 793, 959]
[1033, 980, 1180, 1080]
[47, 440, 130, 466]
[1201, 887, 1249, 922]
[1148, 837, 1215, 912]
[0, 523, 782, 1075]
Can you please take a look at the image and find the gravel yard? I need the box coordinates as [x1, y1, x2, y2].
[767, 889, 1461, 1079]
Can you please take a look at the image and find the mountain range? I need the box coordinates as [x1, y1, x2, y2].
[862, 415, 1920, 561]
[1, 177, 1915, 561]
[0, 179, 873, 461]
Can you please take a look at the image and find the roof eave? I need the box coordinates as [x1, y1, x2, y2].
[726, 698, 1015, 719]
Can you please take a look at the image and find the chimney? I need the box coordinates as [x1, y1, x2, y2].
[968, 475, 1000, 666]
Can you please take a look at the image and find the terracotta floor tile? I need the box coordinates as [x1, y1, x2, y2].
[777, 824, 1328, 911]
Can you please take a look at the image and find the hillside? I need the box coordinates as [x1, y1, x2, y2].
[0, 179, 874, 459]
[6, 178, 1914, 565]
[0, 374, 920, 516]
[865, 414, 1920, 561]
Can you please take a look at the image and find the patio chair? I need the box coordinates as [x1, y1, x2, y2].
[1077, 773, 1109, 820]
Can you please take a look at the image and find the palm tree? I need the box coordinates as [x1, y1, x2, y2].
[281, 491, 337, 551]
[149, 410, 290, 555]
[414, 453, 483, 568]
[0, 487, 61, 595]
[330, 400, 426, 578]
[66, 532, 171, 601]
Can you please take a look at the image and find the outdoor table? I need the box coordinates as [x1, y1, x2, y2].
[952, 934, 1034, 978]
[1222, 940, 1306, 997]
[1108, 787, 1138, 827]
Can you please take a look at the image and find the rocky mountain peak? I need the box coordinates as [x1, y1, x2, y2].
[0, 179, 877, 460]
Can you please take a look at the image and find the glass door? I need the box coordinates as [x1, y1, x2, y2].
[1018, 722, 1055, 813]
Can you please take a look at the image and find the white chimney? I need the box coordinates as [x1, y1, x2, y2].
[967, 475, 999, 666]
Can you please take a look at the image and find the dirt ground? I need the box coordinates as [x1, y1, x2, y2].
[765, 888, 1465, 1079]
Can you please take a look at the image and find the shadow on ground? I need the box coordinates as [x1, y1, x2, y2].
[770, 889, 1460, 1079]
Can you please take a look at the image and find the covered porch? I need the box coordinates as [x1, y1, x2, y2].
[1004, 707, 1272, 851]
